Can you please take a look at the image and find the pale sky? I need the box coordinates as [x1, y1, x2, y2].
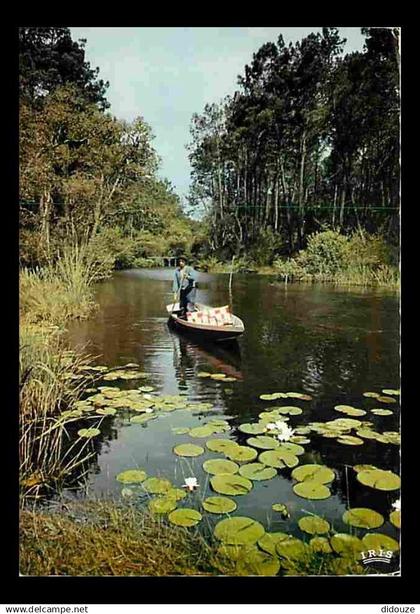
[70, 27, 367, 205]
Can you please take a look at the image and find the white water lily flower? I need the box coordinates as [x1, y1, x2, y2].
[183, 477, 199, 491]
[276, 423, 295, 442]
[392, 498, 401, 512]
[145, 408, 154, 414]
[143, 393, 153, 400]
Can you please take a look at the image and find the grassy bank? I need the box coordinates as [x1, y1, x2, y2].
[20, 500, 368, 577]
[197, 230, 399, 289]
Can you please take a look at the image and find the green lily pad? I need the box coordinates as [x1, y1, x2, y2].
[353, 464, 378, 473]
[362, 533, 399, 552]
[246, 435, 279, 450]
[202, 496, 237, 514]
[343, 508, 384, 529]
[166, 487, 187, 501]
[298, 515, 330, 535]
[168, 508, 202, 527]
[363, 392, 381, 398]
[238, 423, 267, 435]
[258, 532, 289, 556]
[206, 439, 238, 453]
[370, 409, 393, 416]
[382, 431, 401, 445]
[142, 477, 172, 494]
[203, 458, 239, 475]
[235, 549, 281, 576]
[309, 537, 333, 554]
[214, 516, 265, 545]
[189, 425, 216, 438]
[116, 469, 147, 484]
[330, 534, 364, 558]
[334, 405, 367, 417]
[238, 463, 277, 481]
[272, 504, 290, 518]
[278, 442, 305, 456]
[294, 426, 312, 435]
[224, 445, 258, 462]
[377, 396, 397, 404]
[77, 428, 101, 438]
[148, 496, 177, 515]
[336, 435, 364, 446]
[390, 510, 401, 529]
[290, 436, 310, 444]
[276, 406, 303, 416]
[293, 481, 331, 500]
[259, 449, 299, 469]
[276, 537, 309, 560]
[356, 429, 381, 440]
[95, 407, 117, 416]
[210, 474, 253, 496]
[173, 443, 204, 457]
[210, 373, 227, 380]
[291, 464, 335, 484]
[172, 427, 190, 435]
[130, 414, 155, 424]
[356, 469, 400, 491]
[382, 389, 400, 396]
[197, 372, 212, 378]
[286, 392, 312, 400]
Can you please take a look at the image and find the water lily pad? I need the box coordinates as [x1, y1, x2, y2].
[246, 435, 279, 450]
[214, 516, 265, 545]
[336, 435, 364, 446]
[276, 406, 303, 416]
[77, 428, 101, 438]
[95, 407, 117, 416]
[235, 549, 281, 576]
[259, 449, 299, 469]
[142, 477, 172, 494]
[363, 392, 381, 398]
[330, 533, 364, 558]
[286, 392, 312, 400]
[355, 429, 381, 440]
[370, 409, 393, 416]
[197, 372, 212, 378]
[210, 474, 253, 496]
[121, 487, 134, 498]
[130, 414, 155, 424]
[224, 445, 258, 462]
[166, 488, 187, 501]
[172, 427, 190, 435]
[116, 469, 147, 483]
[390, 510, 401, 529]
[298, 515, 330, 535]
[272, 504, 290, 518]
[290, 436, 310, 444]
[238, 423, 267, 435]
[138, 386, 155, 392]
[353, 464, 378, 473]
[377, 395, 398, 404]
[168, 508, 202, 527]
[238, 463, 277, 481]
[278, 442, 305, 456]
[202, 496, 237, 514]
[276, 537, 309, 560]
[382, 389, 400, 396]
[343, 508, 384, 529]
[291, 464, 335, 484]
[309, 537, 333, 554]
[294, 426, 312, 435]
[203, 458, 239, 475]
[334, 405, 367, 417]
[382, 431, 400, 445]
[189, 425, 216, 438]
[293, 481, 331, 500]
[356, 469, 400, 491]
[206, 439, 238, 453]
[258, 532, 289, 556]
[210, 373, 227, 380]
[173, 443, 204, 457]
[362, 533, 399, 552]
[148, 496, 177, 515]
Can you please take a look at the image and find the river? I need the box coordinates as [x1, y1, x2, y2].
[64, 268, 400, 549]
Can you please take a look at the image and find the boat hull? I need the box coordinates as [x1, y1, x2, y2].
[166, 303, 244, 343]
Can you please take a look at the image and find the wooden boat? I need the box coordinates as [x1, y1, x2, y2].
[166, 302, 244, 342]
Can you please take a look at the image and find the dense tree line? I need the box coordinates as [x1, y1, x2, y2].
[19, 27, 193, 267]
[188, 27, 400, 258]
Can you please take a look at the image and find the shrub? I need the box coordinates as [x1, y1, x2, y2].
[298, 230, 349, 276]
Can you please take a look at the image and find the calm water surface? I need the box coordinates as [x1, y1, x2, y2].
[65, 268, 400, 543]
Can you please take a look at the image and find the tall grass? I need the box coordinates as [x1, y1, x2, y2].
[19, 241, 110, 500]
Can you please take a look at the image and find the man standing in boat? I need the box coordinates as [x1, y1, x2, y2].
[172, 256, 197, 319]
